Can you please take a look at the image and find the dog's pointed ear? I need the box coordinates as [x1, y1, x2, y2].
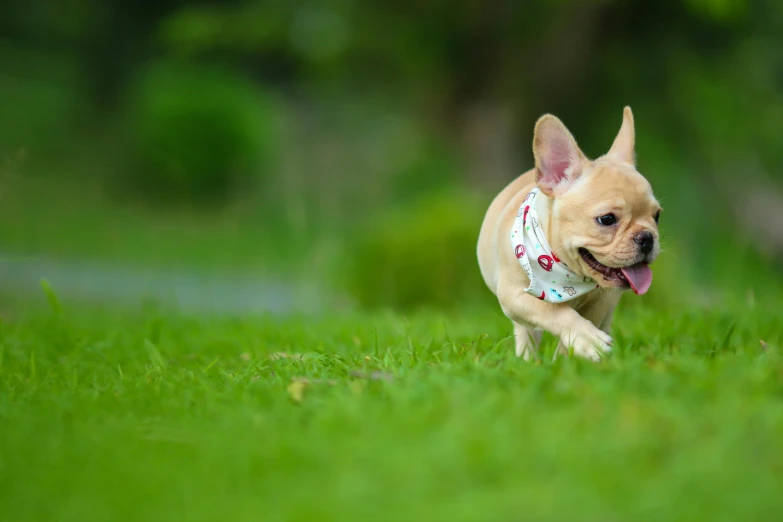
[606, 106, 635, 165]
[533, 114, 587, 197]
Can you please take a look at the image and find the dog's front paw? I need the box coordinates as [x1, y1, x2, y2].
[560, 327, 613, 362]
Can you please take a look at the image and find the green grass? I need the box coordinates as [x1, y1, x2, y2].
[1, 297, 783, 522]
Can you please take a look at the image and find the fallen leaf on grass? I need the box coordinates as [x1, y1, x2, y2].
[349, 380, 366, 396]
[349, 370, 394, 382]
[287, 376, 341, 402]
[645, 356, 665, 371]
[287, 379, 309, 402]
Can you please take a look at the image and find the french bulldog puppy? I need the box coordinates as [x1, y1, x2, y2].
[476, 107, 661, 361]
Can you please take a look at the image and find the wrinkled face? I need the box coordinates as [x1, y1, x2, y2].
[550, 160, 661, 293]
[532, 106, 661, 295]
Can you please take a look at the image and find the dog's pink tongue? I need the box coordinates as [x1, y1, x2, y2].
[621, 264, 653, 295]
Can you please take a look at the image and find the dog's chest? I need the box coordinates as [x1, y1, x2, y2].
[567, 288, 621, 314]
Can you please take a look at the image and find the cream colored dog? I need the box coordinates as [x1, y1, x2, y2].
[477, 107, 661, 361]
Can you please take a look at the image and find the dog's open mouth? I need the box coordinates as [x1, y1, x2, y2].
[578, 248, 653, 295]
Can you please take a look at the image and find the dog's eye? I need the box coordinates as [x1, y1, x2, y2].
[654, 210, 661, 224]
[596, 214, 617, 226]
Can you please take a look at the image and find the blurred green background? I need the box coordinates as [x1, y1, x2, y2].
[1, 0, 782, 313]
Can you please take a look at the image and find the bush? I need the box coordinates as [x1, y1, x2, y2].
[389, 140, 462, 204]
[124, 61, 279, 205]
[0, 46, 84, 156]
[346, 190, 495, 311]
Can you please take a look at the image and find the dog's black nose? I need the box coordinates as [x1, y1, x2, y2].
[634, 231, 654, 254]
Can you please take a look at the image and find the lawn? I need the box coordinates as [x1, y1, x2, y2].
[1, 293, 782, 522]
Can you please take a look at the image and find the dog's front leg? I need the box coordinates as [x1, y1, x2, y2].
[512, 321, 543, 360]
[498, 284, 613, 362]
[553, 296, 620, 359]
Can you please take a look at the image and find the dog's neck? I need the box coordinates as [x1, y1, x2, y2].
[540, 189, 591, 276]
[511, 187, 599, 303]
[535, 189, 554, 243]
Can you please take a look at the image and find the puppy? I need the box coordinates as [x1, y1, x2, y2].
[477, 107, 661, 361]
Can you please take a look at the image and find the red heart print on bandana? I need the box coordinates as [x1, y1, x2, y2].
[515, 244, 526, 258]
[538, 255, 554, 272]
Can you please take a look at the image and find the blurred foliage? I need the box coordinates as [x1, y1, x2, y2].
[2, 0, 783, 308]
[389, 138, 462, 204]
[347, 190, 492, 310]
[123, 61, 280, 204]
[0, 46, 84, 155]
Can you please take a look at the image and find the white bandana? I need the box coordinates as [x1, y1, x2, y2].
[510, 187, 598, 303]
